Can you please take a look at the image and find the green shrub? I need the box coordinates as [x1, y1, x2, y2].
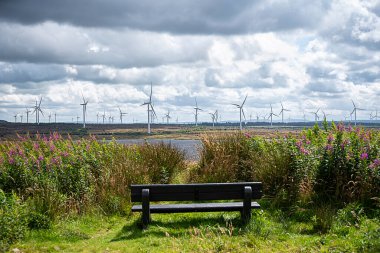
[27, 211, 52, 229]
[0, 190, 27, 252]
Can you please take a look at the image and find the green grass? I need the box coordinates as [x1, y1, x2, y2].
[12, 208, 380, 252]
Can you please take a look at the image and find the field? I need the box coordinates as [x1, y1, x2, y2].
[1, 122, 380, 252]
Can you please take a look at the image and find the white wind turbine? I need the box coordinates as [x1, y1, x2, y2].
[209, 110, 218, 127]
[96, 112, 100, 124]
[13, 113, 18, 123]
[19, 114, 23, 123]
[76, 115, 80, 124]
[32, 97, 44, 124]
[370, 110, 379, 121]
[194, 98, 203, 126]
[102, 110, 106, 124]
[48, 113, 52, 123]
[351, 100, 364, 126]
[141, 82, 157, 134]
[279, 102, 290, 124]
[80, 94, 88, 128]
[25, 107, 31, 124]
[322, 110, 331, 121]
[54, 112, 57, 123]
[310, 108, 320, 123]
[232, 95, 248, 130]
[118, 107, 127, 124]
[267, 104, 278, 127]
[164, 110, 171, 124]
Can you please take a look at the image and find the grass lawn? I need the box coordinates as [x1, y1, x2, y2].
[12, 207, 380, 253]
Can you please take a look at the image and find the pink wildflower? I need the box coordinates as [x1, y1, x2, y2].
[33, 142, 40, 151]
[360, 153, 368, 160]
[38, 155, 44, 161]
[325, 144, 333, 151]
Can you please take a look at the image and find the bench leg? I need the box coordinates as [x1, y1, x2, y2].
[242, 186, 252, 223]
[142, 189, 150, 229]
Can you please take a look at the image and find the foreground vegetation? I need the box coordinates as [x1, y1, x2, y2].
[1, 124, 380, 252]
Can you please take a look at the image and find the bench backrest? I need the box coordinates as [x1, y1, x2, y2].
[131, 182, 262, 202]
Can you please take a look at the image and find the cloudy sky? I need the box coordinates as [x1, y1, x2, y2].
[0, 0, 379, 123]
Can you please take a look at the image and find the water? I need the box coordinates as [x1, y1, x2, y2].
[114, 139, 202, 161]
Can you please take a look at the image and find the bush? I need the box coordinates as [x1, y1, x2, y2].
[0, 133, 186, 217]
[0, 190, 27, 252]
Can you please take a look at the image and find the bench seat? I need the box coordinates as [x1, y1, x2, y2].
[132, 201, 261, 213]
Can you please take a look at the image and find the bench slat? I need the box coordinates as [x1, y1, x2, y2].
[131, 182, 263, 202]
[132, 202, 261, 213]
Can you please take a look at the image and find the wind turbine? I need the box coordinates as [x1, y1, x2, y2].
[232, 94, 247, 130]
[279, 102, 290, 124]
[267, 104, 278, 127]
[118, 107, 127, 124]
[76, 115, 80, 124]
[19, 114, 23, 123]
[48, 113, 52, 123]
[164, 110, 171, 124]
[256, 113, 260, 122]
[13, 113, 18, 123]
[32, 97, 44, 125]
[80, 94, 88, 128]
[102, 110, 106, 124]
[310, 108, 320, 123]
[370, 110, 379, 121]
[25, 107, 31, 123]
[96, 112, 100, 124]
[303, 110, 307, 124]
[54, 112, 57, 123]
[194, 98, 203, 126]
[141, 82, 157, 134]
[322, 110, 331, 121]
[351, 100, 364, 126]
[209, 110, 218, 127]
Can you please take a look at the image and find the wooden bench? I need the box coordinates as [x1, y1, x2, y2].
[131, 182, 263, 229]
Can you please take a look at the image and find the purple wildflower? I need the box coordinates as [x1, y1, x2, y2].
[244, 132, 251, 138]
[337, 123, 344, 132]
[306, 140, 311, 145]
[38, 155, 44, 161]
[325, 144, 333, 151]
[33, 142, 40, 151]
[360, 153, 368, 160]
[8, 157, 15, 165]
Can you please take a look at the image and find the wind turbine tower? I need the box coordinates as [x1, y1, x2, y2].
[25, 107, 31, 123]
[310, 109, 320, 123]
[164, 110, 171, 124]
[194, 98, 203, 126]
[351, 100, 364, 126]
[279, 102, 290, 124]
[32, 97, 43, 124]
[19, 114, 23, 123]
[118, 107, 127, 124]
[141, 82, 156, 134]
[13, 113, 18, 123]
[268, 104, 278, 127]
[80, 94, 88, 128]
[232, 95, 247, 130]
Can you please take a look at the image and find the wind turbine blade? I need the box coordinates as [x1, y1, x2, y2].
[241, 95, 248, 107]
[242, 109, 246, 120]
[351, 100, 356, 107]
[231, 103, 240, 107]
[38, 97, 42, 107]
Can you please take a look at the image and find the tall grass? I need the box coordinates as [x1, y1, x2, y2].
[193, 124, 380, 210]
[0, 133, 186, 217]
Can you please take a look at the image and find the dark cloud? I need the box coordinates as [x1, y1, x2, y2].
[0, 0, 330, 35]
